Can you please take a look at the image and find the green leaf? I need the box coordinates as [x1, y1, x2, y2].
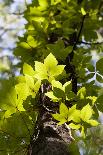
[23, 63, 35, 76]
[53, 87, 65, 98]
[63, 81, 72, 94]
[35, 61, 46, 73]
[44, 53, 58, 68]
[15, 83, 30, 102]
[80, 104, 93, 121]
[52, 113, 67, 124]
[35, 61, 47, 80]
[77, 87, 86, 99]
[87, 120, 99, 126]
[81, 7, 86, 15]
[1, 112, 35, 141]
[67, 91, 76, 101]
[46, 40, 71, 60]
[19, 42, 31, 49]
[96, 74, 103, 83]
[68, 105, 81, 123]
[44, 53, 65, 81]
[69, 123, 81, 129]
[34, 53, 65, 82]
[52, 80, 63, 90]
[59, 103, 69, 118]
[1, 83, 29, 118]
[27, 35, 38, 48]
[52, 103, 69, 124]
[69, 141, 80, 155]
[38, 0, 48, 9]
[96, 95, 103, 112]
[45, 91, 59, 101]
[86, 96, 97, 105]
[96, 58, 103, 75]
[81, 126, 85, 138]
[25, 75, 41, 98]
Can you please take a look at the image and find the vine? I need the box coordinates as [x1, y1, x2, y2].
[0, 0, 103, 155]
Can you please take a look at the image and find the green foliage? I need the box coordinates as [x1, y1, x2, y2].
[53, 103, 99, 137]
[34, 53, 65, 82]
[1, 0, 103, 154]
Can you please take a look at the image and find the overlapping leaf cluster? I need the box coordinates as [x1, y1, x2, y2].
[0, 0, 103, 154]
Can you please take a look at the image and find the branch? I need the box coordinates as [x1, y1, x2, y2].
[0, 27, 17, 38]
[72, 15, 86, 52]
[8, 12, 24, 16]
[0, 47, 14, 50]
[65, 15, 86, 94]
[78, 41, 103, 45]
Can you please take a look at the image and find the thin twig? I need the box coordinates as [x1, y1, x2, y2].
[65, 15, 86, 94]
[73, 15, 86, 52]
[78, 41, 103, 45]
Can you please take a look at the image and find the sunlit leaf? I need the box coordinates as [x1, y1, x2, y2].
[52, 113, 67, 124]
[69, 123, 81, 129]
[23, 63, 35, 76]
[80, 104, 93, 121]
[77, 87, 86, 99]
[87, 120, 99, 126]
[68, 105, 81, 123]
[81, 7, 86, 15]
[27, 35, 38, 48]
[59, 103, 69, 118]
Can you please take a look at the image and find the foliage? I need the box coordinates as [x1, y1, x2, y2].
[0, 0, 103, 154]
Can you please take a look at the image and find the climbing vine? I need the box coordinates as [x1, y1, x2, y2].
[0, 0, 103, 154]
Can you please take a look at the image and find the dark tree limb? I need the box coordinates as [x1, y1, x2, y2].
[65, 15, 86, 94]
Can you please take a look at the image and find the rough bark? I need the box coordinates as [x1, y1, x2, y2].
[30, 125, 71, 155]
[28, 113, 72, 155]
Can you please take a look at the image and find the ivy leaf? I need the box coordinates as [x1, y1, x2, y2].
[80, 104, 92, 122]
